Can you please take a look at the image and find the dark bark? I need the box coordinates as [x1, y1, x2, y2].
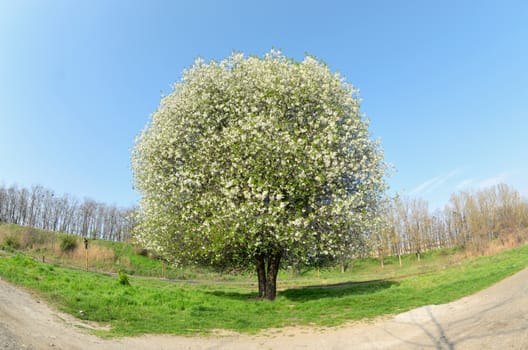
[265, 253, 281, 300]
[340, 258, 348, 273]
[255, 254, 266, 298]
[254, 251, 282, 300]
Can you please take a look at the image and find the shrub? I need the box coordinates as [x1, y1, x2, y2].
[60, 235, 77, 253]
[134, 246, 149, 257]
[4, 235, 20, 250]
[118, 270, 130, 286]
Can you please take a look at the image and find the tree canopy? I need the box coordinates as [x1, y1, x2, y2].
[132, 50, 385, 299]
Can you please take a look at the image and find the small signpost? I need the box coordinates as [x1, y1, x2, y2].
[83, 238, 89, 271]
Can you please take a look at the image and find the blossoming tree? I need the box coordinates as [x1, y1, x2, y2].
[132, 51, 385, 300]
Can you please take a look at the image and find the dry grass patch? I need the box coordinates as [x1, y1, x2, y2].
[464, 228, 528, 257]
[67, 244, 116, 263]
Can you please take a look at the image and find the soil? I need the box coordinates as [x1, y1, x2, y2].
[1, 268, 527, 350]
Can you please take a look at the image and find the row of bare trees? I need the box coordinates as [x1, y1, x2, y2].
[0, 183, 136, 241]
[374, 184, 528, 261]
[2, 181, 526, 259]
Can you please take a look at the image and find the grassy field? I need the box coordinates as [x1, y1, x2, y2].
[0, 223, 221, 280]
[0, 223, 469, 285]
[0, 223, 527, 337]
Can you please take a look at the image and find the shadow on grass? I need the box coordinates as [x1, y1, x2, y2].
[206, 290, 259, 301]
[206, 279, 399, 302]
[281, 280, 399, 301]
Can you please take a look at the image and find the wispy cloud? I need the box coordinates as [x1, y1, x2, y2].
[409, 177, 440, 195]
[410, 169, 459, 196]
[451, 172, 511, 192]
[478, 172, 510, 189]
[456, 178, 474, 190]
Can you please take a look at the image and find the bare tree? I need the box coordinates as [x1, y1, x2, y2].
[0, 183, 135, 242]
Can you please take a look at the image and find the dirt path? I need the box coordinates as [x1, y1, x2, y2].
[1, 268, 528, 350]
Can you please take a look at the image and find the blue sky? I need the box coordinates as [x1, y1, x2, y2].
[1, 0, 527, 210]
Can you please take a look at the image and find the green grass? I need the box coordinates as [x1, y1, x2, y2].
[0, 223, 218, 280]
[0, 244, 527, 337]
[0, 223, 468, 285]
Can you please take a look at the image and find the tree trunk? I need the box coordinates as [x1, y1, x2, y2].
[254, 252, 281, 300]
[255, 254, 266, 298]
[265, 253, 281, 300]
[340, 257, 348, 273]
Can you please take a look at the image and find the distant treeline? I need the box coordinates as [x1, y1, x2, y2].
[0, 183, 136, 241]
[1, 181, 527, 259]
[375, 183, 528, 261]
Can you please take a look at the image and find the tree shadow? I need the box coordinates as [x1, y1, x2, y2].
[281, 279, 398, 302]
[205, 279, 398, 302]
[206, 290, 258, 301]
[382, 284, 528, 349]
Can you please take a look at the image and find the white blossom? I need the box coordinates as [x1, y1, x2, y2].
[131, 50, 386, 267]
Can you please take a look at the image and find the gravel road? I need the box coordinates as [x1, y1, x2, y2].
[1, 268, 527, 349]
[0, 322, 30, 350]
